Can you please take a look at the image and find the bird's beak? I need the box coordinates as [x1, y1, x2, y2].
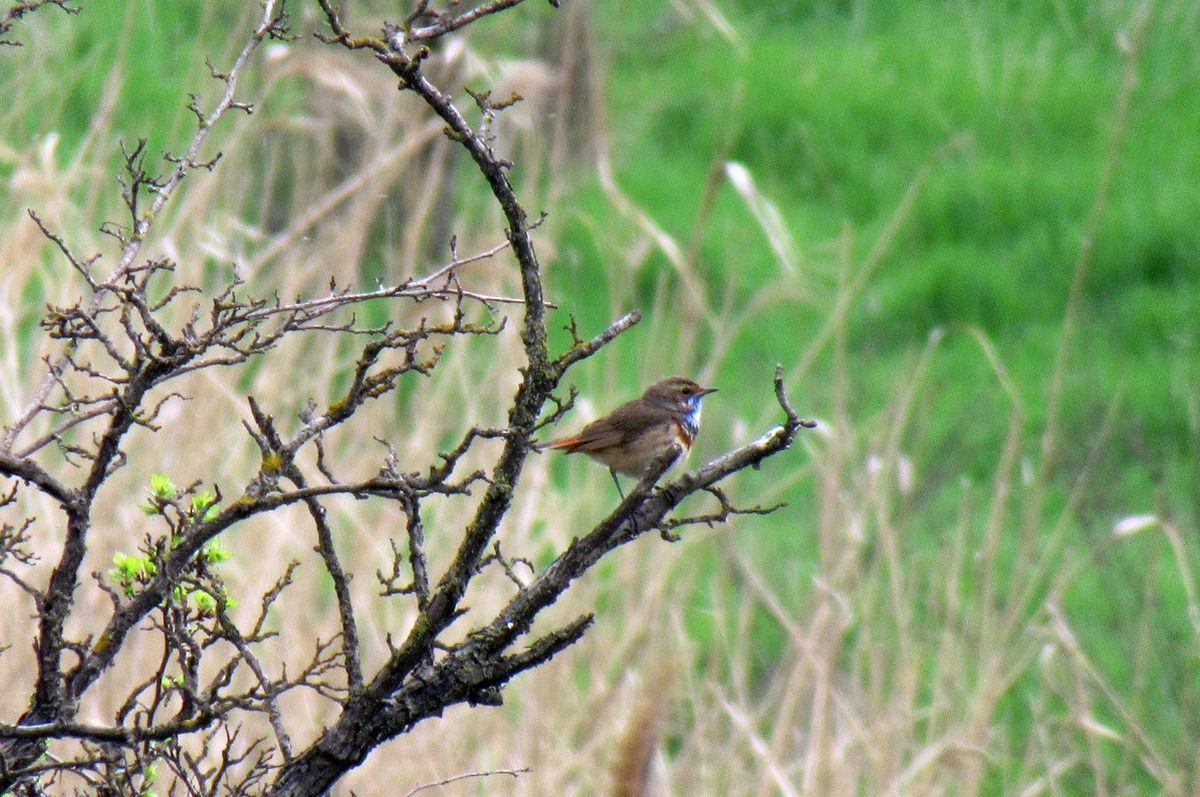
[700, 386, 718, 397]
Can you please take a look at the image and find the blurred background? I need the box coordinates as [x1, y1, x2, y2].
[2, 0, 1198, 794]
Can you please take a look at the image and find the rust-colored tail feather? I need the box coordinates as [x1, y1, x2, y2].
[543, 435, 583, 451]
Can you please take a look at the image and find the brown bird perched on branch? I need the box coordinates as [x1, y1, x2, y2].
[543, 377, 717, 494]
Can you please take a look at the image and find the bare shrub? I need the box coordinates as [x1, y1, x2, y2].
[0, 1, 811, 794]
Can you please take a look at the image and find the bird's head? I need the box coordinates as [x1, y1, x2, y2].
[644, 376, 718, 418]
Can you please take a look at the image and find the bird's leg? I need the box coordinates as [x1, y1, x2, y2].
[610, 467, 640, 534]
[609, 467, 626, 500]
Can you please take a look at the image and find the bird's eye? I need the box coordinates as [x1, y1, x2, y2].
[681, 386, 693, 395]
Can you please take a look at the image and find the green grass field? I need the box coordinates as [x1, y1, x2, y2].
[2, 0, 1198, 794]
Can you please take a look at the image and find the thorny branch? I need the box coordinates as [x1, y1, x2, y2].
[0, 1, 815, 795]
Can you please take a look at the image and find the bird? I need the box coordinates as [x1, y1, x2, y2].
[543, 376, 717, 495]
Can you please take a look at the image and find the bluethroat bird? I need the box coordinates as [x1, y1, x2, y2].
[544, 377, 718, 494]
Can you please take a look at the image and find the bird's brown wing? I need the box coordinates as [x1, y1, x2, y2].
[544, 398, 664, 453]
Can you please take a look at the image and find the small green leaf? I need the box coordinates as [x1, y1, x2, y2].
[191, 590, 216, 614]
[191, 489, 217, 515]
[201, 540, 232, 564]
[109, 552, 156, 596]
[148, 473, 176, 498]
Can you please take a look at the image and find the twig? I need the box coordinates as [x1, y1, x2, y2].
[0, 0, 79, 47]
[402, 767, 530, 797]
